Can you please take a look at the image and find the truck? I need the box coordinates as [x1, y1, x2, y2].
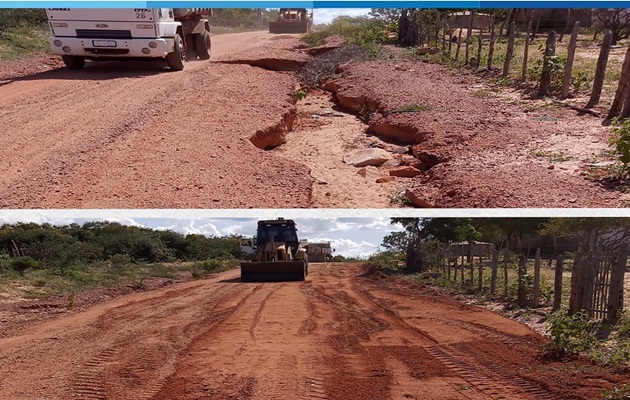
[305, 242, 334, 262]
[45, 8, 213, 71]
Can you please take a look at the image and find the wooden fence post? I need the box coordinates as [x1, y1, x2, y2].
[561, 22, 580, 99]
[607, 249, 627, 324]
[553, 255, 564, 311]
[435, 14, 441, 47]
[502, 21, 516, 78]
[448, 22, 453, 56]
[533, 248, 541, 307]
[491, 249, 498, 294]
[478, 251, 484, 291]
[487, 14, 495, 70]
[609, 45, 630, 119]
[587, 30, 613, 108]
[455, 27, 463, 61]
[465, 10, 475, 65]
[569, 256, 581, 314]
[538, 31, 557, 96]
[518, 255, 527, 305]
[621, 76, 630, 119]
[521, 10, 535, 80]
[476, 23, 483, 68]
[504, 251, 509, 295]
[442, 20, 447, 52]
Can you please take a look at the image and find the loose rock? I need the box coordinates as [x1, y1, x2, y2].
[389, 166, 422, 178]
[343, 148, 393, 167]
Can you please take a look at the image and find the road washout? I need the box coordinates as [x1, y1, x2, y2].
[217, 35, 624, 208]
[1, 263, 628, 400]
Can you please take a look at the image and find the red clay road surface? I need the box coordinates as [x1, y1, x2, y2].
[1, 263, 627, 400]
[0, 32, 310, 208]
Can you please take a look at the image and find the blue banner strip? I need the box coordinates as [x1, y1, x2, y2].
[1, 0, 630, 7]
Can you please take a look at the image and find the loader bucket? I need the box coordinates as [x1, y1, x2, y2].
[268, 21, 309, 34]
[240, 261, 307, 282]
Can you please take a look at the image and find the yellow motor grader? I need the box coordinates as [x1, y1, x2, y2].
[240, 218, 308, 282]
[269, 9, 312, 34]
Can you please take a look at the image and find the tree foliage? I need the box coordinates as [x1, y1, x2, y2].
[539, 218, 630, 254]
[0, 9, 47, 31]
[208, 9, 276, 30]
[0, 222, 243, 274]
[593, 8, 630, 45]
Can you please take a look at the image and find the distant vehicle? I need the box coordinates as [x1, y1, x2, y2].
[46, 8, 213, 71]
[240, 218, 308, 282]
[269, 8, 312, 34]
[306, 242, 334, 262]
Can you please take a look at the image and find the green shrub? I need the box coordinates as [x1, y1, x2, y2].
[0, 253, 10, 271]
[10, 256, 39, 276]
[0, 9, 47, 30]
[546, 310, 600, 355]
[601, 384, 630, 400]
[110, 254, 132, 268]
[368, 250, 405, 270]
[609, 117, 630, 179]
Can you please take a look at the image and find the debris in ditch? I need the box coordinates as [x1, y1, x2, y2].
[389, 166, 422, 178]
[343, 148, 392, 167]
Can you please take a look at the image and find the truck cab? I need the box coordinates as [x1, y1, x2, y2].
[46, 8, 212, 71]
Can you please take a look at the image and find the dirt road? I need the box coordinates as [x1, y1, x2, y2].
[0, 31, 311, 208]
[1, 263, 626, 400]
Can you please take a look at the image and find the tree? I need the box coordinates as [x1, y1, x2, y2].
[539, 218, 630, 256]
[593, 8, 630, 45]
[369, 8, 402, 24]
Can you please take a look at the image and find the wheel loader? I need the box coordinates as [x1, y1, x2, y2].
[269, 9, 312, 34]
[240, 218, 308, 282]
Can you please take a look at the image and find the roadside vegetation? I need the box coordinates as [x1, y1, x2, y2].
[369, 217, 630, 387]
[0, 9, 48, 60]
[0, 222, 242, 299]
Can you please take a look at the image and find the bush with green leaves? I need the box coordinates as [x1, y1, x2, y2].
[609, 117, 630, 179]
[601, 384, 630, 400]
[0, 253, 10, 271]
[526, 55, 566, 89]
[0, 9, 47, 30]
[10, 256, 39, 276]
[546, 310, 600, 355]
[368, 250, 405, 270]
[618, 310, 630, 339]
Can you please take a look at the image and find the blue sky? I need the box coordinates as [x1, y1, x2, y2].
[0, 216, 403, 258]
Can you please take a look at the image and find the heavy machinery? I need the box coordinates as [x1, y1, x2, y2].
[269, 9, 312, 34]
[46, 8, 212, 71]
[306, 242, 333, 262]
[240, 218, 308, 282]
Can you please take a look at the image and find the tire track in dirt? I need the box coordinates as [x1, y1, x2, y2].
[1, 264, 627, 399]
[349, 271, 558, 400]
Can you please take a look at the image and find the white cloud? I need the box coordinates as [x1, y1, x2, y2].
[313, 8, 371, 25]
[308, 236, 378, 258]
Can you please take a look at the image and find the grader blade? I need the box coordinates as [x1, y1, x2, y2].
[240, 261, 307, 282]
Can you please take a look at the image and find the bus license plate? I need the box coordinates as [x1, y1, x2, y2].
[92, 40, 117, 47]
